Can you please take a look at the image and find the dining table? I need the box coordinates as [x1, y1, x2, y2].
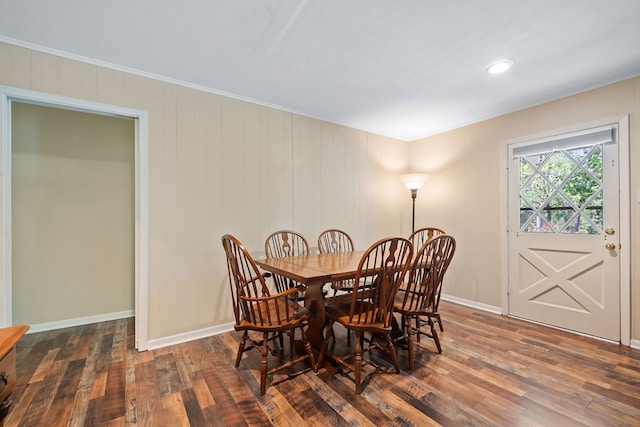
[254, 250, 366, 350]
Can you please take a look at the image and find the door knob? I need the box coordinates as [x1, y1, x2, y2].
[605, 227, 615, 235]
[605, 242, 616, 250]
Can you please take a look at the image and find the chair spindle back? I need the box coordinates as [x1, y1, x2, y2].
[400, 234, 456, 314]
[349, 237, 413, 327]
[409, 227, 446, 251]
[318, 229, 354, 254]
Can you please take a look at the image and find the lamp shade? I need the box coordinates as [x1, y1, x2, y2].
[400, 173, 429, 191]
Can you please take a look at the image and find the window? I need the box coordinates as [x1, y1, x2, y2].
[514, 127, 614, 234]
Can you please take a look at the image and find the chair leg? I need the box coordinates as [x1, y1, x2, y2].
[299, 326, 318, 373]
[259, 332, 269, 396]
[435, 314, 444, 331]
[317, 321, 334, 369]
[235, 331, 247, 368]
[354, 330, 362, 394]
[385, 334, 401, 374]
[415, 316, 422, 343]
[406, 315, 416, 370]
[428, 316, 442, 354]
[289, 328, 295, 358]
[278, 331, 285, 350]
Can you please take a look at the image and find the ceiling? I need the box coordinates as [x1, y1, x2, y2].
[1, 0, 640, 141]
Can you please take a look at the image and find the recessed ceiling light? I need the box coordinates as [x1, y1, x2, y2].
[485, 59, 513, 74]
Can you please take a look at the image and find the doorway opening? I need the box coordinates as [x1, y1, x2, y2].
[0, 86, 149, 350]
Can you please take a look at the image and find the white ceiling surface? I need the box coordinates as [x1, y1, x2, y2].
[1, 1, 640, 141]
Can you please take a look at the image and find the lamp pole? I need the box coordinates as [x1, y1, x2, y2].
[410, 188, 417, 235]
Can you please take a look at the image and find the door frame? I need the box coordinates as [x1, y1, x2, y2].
[0, 85, 149, 350]
[500, 115, 630, 345]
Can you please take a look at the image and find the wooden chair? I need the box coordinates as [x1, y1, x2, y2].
[409, 227, 446, 250]
[222, 234, 317, 396]
[317, 229, 355, 296]
[317, 228, 358, 344]
[264, 230, 310, 294]
[408, 226, 446, 332]
[317, 237, 413, 394]
[393, 234, 456, 368]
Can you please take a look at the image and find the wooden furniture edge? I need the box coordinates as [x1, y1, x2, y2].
[0, 326, 29, 358]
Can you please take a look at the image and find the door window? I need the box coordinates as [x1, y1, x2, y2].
[518, 144, 603, 234]
[513, 126, 614, 235]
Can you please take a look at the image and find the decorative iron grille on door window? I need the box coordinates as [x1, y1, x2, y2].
[514, 127, 614, 235]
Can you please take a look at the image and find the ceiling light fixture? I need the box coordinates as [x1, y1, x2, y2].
[485, 59, 513, 74]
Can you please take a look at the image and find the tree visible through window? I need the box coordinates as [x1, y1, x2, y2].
[518, 144, 603, 234]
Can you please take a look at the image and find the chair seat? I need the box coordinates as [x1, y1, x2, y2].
[393, 289, 432, 315]
[236, 300, 310, 332]
[325, 301, 391, 334]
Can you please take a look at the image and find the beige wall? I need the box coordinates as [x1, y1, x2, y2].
[409, 77, 640, 340]
[0, 42, 409, 341]
[11, 102, 135, 325]
[5, 39, 636, 343]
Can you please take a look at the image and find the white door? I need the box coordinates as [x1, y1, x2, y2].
[508, 125, 620, 341]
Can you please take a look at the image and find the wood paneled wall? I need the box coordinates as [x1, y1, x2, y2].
[0, 42, 409, 342]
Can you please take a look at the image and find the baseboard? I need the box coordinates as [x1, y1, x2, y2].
[147, 322, 236, 350]
[443, 294, 639, 347]
[27, 310, 135, 333]
[441, 294, 502, 314]
[149, 296, 500, 350]
[146, 320, 639, 351]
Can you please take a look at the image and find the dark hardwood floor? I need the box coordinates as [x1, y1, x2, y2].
[5, 301, 640, 426]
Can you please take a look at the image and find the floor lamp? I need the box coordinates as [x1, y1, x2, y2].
[400, 173, 429, 235]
